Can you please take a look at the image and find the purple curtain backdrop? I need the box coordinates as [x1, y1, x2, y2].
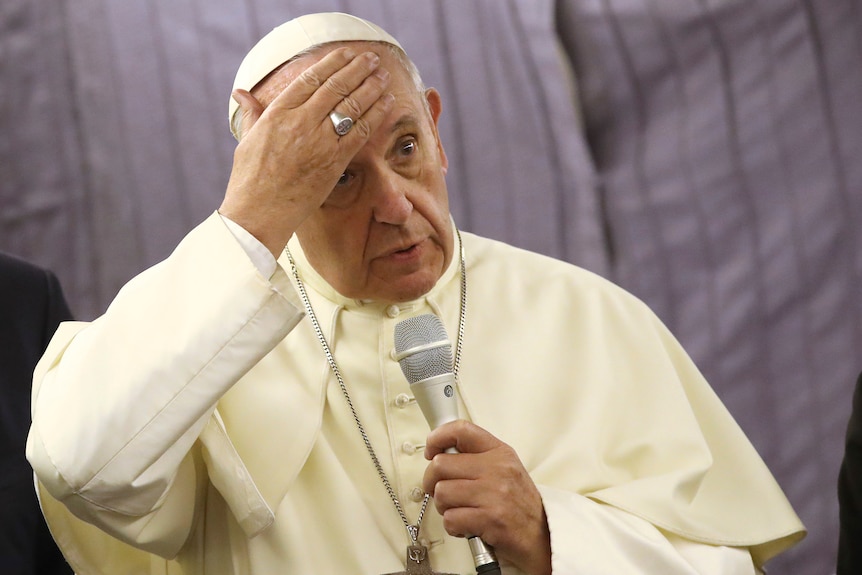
[2, 0, 860, 573]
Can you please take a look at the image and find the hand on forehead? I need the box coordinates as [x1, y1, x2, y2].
[251, 42, 390, 109]
[229, 12, 403, 139]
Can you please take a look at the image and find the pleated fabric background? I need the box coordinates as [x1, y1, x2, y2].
[1, 0, 860, 573]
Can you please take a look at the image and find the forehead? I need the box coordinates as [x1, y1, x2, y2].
[253, 41, 418, 108]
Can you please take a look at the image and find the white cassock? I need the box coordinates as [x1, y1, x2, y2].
[27, 213, 804, 574]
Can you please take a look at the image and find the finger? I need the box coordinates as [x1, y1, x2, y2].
[431, 463, 529, 509]
[439, 506, 492, 541]
[432, 477, 484, 511]
[273, 48, 379, 112]
[304, 51, 383, 113]
[231, 89, 265, 140]
[325, 66, 390, 132]
[441, 490, 550, 573]
[422, 451, 486, 496]
[434, 479, 547, 559]
[424, 444, 531, 499]
[333, 91, 395, 144]
[424, 420, 502, 459]
[272, 47, 355, 108]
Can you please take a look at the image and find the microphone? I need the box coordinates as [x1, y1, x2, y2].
[394, 314, 501, 575]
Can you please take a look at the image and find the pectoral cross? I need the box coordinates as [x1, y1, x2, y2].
[383, 544, 458, 575]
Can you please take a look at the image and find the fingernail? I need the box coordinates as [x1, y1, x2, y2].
[366, 52, 380, 67]
[374, 67, 390, 82]
[343, 48, 356, 60]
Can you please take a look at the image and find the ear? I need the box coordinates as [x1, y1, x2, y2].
[425, 88, 448, 175]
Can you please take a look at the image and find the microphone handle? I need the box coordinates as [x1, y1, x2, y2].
[410, 375, 501, 574]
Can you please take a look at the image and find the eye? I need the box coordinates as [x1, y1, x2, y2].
[335, 171, 353, 187]
[398, 139, 416, 157]
[324, 171, 360, 208]
[333, 170, 356, 190]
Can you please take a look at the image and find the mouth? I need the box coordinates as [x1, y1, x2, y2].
[394, 244, 418, 254]
[383, 239, 424, 260]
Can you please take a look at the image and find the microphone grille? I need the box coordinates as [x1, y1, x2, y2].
[393, 314, 454, 383]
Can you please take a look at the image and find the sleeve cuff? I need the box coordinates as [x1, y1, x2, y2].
[219, 213, 278, 278]
[537, 484, 755, 574]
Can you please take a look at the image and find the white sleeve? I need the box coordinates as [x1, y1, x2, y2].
[538, 485, 757, 574]
[26, 213, 304, 556]
[219, 212, 278, 278]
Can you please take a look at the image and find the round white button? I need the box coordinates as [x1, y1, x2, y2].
[394, 393, 412, 408]
[401, 441, 416, 454]
[410, 487, 425, 502]
[386, 305, 400, 318]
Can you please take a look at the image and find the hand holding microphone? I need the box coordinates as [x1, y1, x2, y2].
[394, 314, 552, 575]
[394, 314, 501, 574]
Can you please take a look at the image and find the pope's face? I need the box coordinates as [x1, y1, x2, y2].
[254, 42, 454, 303]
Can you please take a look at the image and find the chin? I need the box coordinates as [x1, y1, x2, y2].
[376, 276, 439, 303]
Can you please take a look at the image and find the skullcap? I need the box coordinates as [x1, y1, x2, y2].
[229, 12, 402, 139]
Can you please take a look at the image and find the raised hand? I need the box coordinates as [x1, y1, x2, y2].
[221, 47, 394, 256]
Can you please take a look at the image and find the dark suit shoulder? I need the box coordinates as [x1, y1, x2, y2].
[838, 372, 862, 574]
[0, 252, 74, 572]
[0, 252, 73, 371]
[0, 251, 49, 289]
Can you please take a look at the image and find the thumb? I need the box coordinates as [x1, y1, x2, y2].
[231, 89, 265, 140]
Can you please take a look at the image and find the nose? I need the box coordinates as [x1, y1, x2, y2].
[372, 171, 413, 225]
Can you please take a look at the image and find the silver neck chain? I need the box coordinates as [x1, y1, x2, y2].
[284, 230, 467, 545]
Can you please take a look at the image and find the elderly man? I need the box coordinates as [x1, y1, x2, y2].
[27, 12, 803, 575]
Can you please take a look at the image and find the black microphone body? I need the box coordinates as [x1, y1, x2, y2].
[394, 314, 501, 575]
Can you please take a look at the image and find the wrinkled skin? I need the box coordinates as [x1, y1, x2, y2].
[222, 43, 453, 303]
[424, 420, 551, 575]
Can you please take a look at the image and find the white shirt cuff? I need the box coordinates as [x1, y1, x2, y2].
[219, 213, 278, 278]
